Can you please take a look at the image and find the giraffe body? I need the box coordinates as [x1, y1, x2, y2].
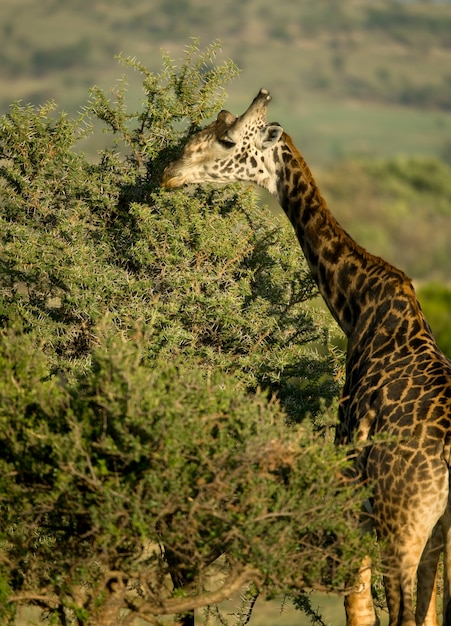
[163, 90, 451, 626]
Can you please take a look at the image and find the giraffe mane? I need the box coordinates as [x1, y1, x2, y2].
[282, 132, 413, 291]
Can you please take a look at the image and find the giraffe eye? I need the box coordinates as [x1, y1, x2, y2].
[218, 138, 235, 149]
[218, 133, 236, 148]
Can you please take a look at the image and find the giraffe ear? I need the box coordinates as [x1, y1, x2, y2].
[217, 110, 236, 125]
[259, 124, 283, 149]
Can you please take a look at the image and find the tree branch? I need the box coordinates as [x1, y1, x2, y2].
[130, 565, 260, 617]
[8, 592, 58, 607]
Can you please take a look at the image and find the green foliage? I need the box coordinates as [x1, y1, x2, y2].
[0, 324, 368, 624]
[418, 283, 451, 359]
[0, 44, 369, 625]
[365, 156, 451, 214]
[319, 156, 451, 283]
[88, 40, 240, 170]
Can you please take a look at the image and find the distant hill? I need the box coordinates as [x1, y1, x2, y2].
[2, 0, 451, 165]
[2, 0, 451, 114]
[1, 0, 450, 284]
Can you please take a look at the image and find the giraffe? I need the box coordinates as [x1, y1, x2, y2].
[162, 89, 451, 626]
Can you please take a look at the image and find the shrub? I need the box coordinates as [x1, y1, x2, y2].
[0, 42, 370, 625]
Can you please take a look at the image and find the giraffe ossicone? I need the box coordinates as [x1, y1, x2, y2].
[163, 89, 451, 626]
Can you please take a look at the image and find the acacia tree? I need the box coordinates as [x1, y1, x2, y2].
[0, 42, 372, 625]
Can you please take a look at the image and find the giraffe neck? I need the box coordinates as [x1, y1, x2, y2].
[272, 133, 409, 339]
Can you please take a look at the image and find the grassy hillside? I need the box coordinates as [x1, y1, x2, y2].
[319, 157, 451, 282]
[2, 0, 451, 161]
[1, 0, 450, 281]
[3, 1, 451, 111]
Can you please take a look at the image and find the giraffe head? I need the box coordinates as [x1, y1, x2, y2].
[162, 89, 284, 194]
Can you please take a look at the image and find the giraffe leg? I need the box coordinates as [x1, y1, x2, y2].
[416, 524, 442, 626]
[380, 525, 444, 626]
[383, 555, 419, 626]
[442, 508, 451, 626]
[344, 556, 380, 626]
[444, 537, 451, 626]
[381, 519, 448, 626]
[367, 442, 449, 626]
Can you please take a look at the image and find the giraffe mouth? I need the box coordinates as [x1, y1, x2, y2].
[161, 167, 186, 189]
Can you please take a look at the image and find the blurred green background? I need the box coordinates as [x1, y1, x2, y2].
[2, 1, 450, 290]
[3, 0, 451, 166]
